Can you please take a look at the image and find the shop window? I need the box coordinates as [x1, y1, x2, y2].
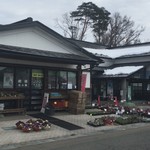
[68, 72, 77, 89]
[48, 71, 56, 89]
[0, 67, 14, 88]
[31, 69, 44, 89]
[48, 70, 77, 90]
[57, 71, 67, 89]
[15, 68, 30, 88]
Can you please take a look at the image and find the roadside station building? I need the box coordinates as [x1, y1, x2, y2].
[82, 42, 150, 104]
[1, 17, 150, 114]
[0, 18, 99, 112]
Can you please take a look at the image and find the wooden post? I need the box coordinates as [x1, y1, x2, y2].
[77, 65, 82, 91]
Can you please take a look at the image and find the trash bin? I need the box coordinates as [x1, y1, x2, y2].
[45, 105, 55, 116]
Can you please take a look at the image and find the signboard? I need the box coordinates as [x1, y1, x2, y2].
[32, 72, 44, 78]
[41, 93, 49, 113]
[128, 86, 131, 101]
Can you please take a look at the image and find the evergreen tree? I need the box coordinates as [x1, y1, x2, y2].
[70, 2, 96, 40]
[91, 7, 110, 43]
[55, 2, 144, 46]
[71, 2, 110, 42]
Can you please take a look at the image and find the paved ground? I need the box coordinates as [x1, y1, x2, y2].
[0, 109, 150, 150]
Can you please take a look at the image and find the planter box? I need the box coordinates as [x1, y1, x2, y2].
[115, 116, 140, 125]
[86, 111, 115, 116]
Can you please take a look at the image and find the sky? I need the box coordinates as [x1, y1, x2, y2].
[0, 0, 150, 42]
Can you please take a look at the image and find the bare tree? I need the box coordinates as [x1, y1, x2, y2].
[101, 12, 145, 47]
[55, 13, 80, 39]
[55, 12, 90, 40]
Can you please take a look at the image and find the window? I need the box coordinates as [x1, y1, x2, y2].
[132, 83, 142, 90]
[68, 72, 77, 89]
[48, 70, 77, 90]
[131, 82, 143, 100]
[16, 68, 30, 88]
[58, 71, 67, 89]
[48, 71, 56, 89]
[31, 69, 44, 89]
[0, 67, 14, 88]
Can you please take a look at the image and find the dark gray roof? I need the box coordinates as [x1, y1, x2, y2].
[93, 74, 128, 78]
[66, 38, 105, 49]
[116, 51, 150, 59]
[0, 17, 102, 64]
[107, 42, 150, 49]
[0, 44, 97, 64]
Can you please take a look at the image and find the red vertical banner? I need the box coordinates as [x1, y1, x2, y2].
[97, 95, 101, 107]
[81, 74, 87, 92]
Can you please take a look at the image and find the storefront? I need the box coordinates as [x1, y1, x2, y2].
[92, 77, 122, 101]
[0, 64, 79, 111]
[0, 18, 98, 112]
[92, 65, 150, 103]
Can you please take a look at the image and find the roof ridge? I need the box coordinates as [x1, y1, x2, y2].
[0, 17, 33, 26]
[11, 17, 33, 25]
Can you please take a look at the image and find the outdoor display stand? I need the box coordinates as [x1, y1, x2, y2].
[0, 92, 25, 114]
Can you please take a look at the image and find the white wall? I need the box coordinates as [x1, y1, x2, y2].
[0, 27, 85, 56]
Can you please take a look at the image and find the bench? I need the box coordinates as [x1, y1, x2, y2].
[0, 108, 26, 114]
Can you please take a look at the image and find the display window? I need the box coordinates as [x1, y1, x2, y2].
[48, 71, 57, 89]
[48, 70, 77, 90]
[31, 69, 44, 89]
[15, 68, 30, 88]
[68, 72, 77, 89]
[0, 67, 14, 88]
[58, 71, 67, 89]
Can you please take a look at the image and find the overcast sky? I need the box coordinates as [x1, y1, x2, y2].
[0, 0, 150, 42]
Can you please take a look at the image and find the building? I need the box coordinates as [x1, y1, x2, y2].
[82, 42, 150, 104]
[0, 18, 100, 112]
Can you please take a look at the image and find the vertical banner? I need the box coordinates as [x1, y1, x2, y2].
[128, 86, 131, 101]
[97, 95, 101, 107]
[81, 74, 87, 92]
[41, 93, 49, 113]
